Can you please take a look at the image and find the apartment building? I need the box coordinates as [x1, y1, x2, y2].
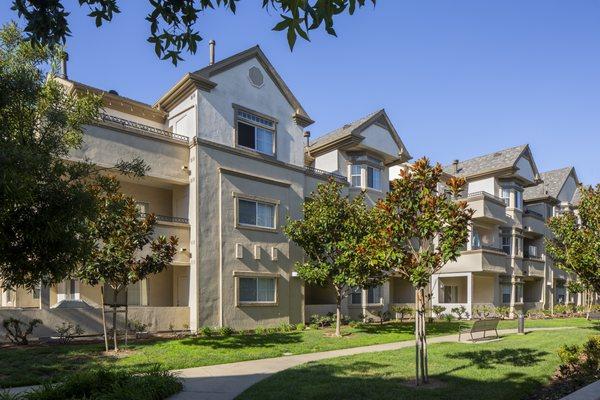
[430, 146, 583, 317]
[0, 45, 589, 335]
[0, 45, 411, 334]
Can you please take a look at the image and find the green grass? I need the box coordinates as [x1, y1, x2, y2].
[0, 318, 594, 389]
[238, 328, 599, 400]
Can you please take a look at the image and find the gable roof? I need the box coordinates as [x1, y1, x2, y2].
[572, 186, 582, 206]
[523, 167, 578, 202]
[443, 144, 539, 183]
[155, 46, 313, 125]
[307, 109, 411, 163]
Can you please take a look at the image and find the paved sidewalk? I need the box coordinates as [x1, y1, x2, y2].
[169, 327, 572, 400]
[2, 327, 573, 400]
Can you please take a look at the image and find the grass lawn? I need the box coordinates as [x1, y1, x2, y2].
[238, 327, 599, 400]
[0, 318, 594, 388]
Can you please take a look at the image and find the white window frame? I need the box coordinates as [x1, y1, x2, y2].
[500, 282, 511, 304]
[443, 285, 459, 303]
[367, 286, 383, 305]
[350, 287, 362, 305]
[234, 193, 279, 232]
[350, 165, 362, 187]
[500, 188, 511, 206]
[515, 190, 523, 210]
[234, 106, 277, 156]
[234, 272, 279, 306]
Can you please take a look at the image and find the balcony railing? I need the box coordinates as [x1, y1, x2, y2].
[98, 113, 189, 143]
[140, 213, 189, 224]
[524, 209, 544, 219]
[304, 166, 347, 183]
[472, 244, 503, 252]
[466, 191, 507, 204]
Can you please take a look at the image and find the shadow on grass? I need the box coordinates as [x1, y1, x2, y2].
[178, 332, 305, 350]
[353, 321, 464, 336]
[238, 349, 550, 400]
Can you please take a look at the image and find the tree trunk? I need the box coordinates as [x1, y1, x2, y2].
[100, 286, 108, 352]
[414, 287, 429, 385]
[112, 289, 118, 352]
[334, 286, 342, 337]
[125, 288, 129, 347]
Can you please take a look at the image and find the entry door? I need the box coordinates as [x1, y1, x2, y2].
[177, 276, 189, 306]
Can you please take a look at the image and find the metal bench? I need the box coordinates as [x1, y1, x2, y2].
[459, 318, 500, 341]
[588, 312, 600, 321]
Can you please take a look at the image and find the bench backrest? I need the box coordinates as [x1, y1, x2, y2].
[470, 318, 500, 332]
[589, 312, 600, 320]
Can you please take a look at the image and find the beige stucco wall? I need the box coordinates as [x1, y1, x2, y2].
[473, 274, 495, 303]
[120, 181, 174, 216]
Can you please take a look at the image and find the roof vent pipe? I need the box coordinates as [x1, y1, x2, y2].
[59, 52, 68, 79]
[209, 39, 216, 65]
[452, 159, 459, 174]
[304, 131, 311, 147]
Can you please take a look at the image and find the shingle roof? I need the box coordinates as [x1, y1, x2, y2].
[308, 110, 381, 149]
[442, 144, 529, 177]
[523, 167, 573, 201]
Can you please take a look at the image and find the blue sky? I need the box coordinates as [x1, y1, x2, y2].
[2, 1, 599, 183]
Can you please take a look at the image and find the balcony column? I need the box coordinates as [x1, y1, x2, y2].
[466, 273, 473, 317]
[361, 289, 368, 321]
[510, 277, 517, 317]
[430, 275, 440, 305]
[382, 280, 391, 312]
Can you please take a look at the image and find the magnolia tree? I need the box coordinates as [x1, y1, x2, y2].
[284, 179, 387, 337]
[368, 158, 472, 385]
[78, 176, 178, 352]
[547, 185, 600, 314]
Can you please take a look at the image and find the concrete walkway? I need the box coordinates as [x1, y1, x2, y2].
[169, 327, 572, 400]
[2, 327, 574, 400]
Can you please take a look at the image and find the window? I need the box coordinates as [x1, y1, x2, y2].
[66, 279, 77, 300]
[556, 281, 566, 304]
[526, 245, 538, 258]
[443, 285, 459, 303]
[236, 109, 275, 155]
[501, 188, 511, 206]
[367, 286, 382, 304]
[135, 201, 150, 216]
[350, 165, 362, 187]
[471, 229, 481, 250]
[367, 166, 381, 190]
[501, 235, 512, 255]
[31, 284, 41, 300]
[515, 190, 523, 210]
[238, 198, 276, 229]
[350, 287, 362, 305]
[501, 282, 511, 304]
[239, 277, 276, 303]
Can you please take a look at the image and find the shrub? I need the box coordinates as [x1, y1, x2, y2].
[55, 322, 85, 344]
[554, 304, 569, 316]
[19, 366, 181, 400]
[442, 313, 455, 322]
[432, 305, 446, 319]
[473, 305, 493, 319]
[198, 326, 213, 337]
[128, 320, 152, 333]
[295, 323, 305, 331]
[254, 326, 266, 335]
[558, 344, 581, 366]
[583, 335, 600, 371]
[374, 310, 391, 324]
[308, 323, 319, 330]
[278, 323, 294, 332]
[309, 314, 334, 328]
[2, 318, 42, 345]
[450, 305, 467, 320]
[495, 306, 510, 319]
[391, 305, 414, 322]
[218, 326, 234, 336]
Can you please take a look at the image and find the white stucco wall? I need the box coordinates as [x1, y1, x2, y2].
[196, 58, 305, 166]
[558, 174, 577, 202]
[360, 124, 400, 157]
[468, 177, 496, 195]
[167, 92, 198, 139]
[314, 150, 339, 174]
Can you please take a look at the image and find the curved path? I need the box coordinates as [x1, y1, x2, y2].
[168, 327, 573, 400]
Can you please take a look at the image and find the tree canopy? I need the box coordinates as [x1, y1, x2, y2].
[547, 185, 600, 294]
[284, 178, 385, 336]
[10, 0, 376, 64]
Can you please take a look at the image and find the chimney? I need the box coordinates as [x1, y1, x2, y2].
[209, 40, 216, 65]
[59, 52, 68, 79]
[303, 131, 311, 147]
[452, 159, 459, 174]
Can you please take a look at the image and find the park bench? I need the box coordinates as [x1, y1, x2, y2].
[459, 318, 500, 342]
[588, 312, 600, 321]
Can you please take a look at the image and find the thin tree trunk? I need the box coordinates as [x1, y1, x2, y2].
[112, 289, 118, 352]
[125, 288, 128, 347]
[414, 288, 420, 385]
[100, 286, 108, 352]
[421, 287, 429, 383]
[334, 286, 342, 337]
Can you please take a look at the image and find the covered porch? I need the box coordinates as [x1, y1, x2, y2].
[431, 272, 499, 318]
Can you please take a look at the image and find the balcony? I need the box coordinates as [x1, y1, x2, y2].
[304, 166, 347, 183]
[523, 257, 545, 278]
[148, 215, 190, 266]
[463, 192, 507, 225]
[523, 209, 547, 236]
[443, 246, 509, 274]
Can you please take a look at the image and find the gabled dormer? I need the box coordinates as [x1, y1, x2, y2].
[305, 109, 411, 199]
[155, 46, 313, 167]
